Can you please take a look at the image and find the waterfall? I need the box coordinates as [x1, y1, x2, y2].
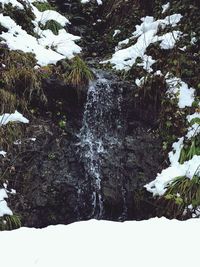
[78, 71, 125, 219]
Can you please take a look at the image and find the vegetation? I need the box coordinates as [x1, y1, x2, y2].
[0, 122, 24, 151]
[162, 173, 200, 218]
[66, 56, 94, 87]
[179, 137, 200, 164]
[43, 20, 63, 35]
[0, 89, 17, 114]
[62, 56, 94, 99]
[0, 2, 35, 35]
[0, 215, 21, 231]
[0, 48, 49, 111]
[32, 1, 56, 12]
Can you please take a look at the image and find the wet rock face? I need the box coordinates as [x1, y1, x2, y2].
[10, 74, 163, 227]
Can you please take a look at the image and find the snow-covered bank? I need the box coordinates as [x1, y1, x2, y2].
[0, 218, 199, 267]
[0, 0, 81, 65]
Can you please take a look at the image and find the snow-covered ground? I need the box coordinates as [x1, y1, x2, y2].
[102, 13, 182, 71]
[0, 218, 199, 267]
[0, 0, 81, 65]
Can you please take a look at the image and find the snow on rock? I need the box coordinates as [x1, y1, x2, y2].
[0, 218, 200, 267]
[162, 2, 170, 14]
[187, 112, 200, 122]
[168, 137, 184, 166]
[113, 29, 121, 37]
[102, 14, 182, 71]
[0, 189, 13, 217]
[81, 0, 103, 4]
[166, 77, 195, 108]
[159, 31, 182, 49]
[186, 112, 200, 139]
[0, 111, 29, 125]
[0, 0, 81, 66]
[0, 151, 6, 157]
[32, 6, 69, 26]
[145, 155, 200, 196]
[37, 29, 81, 61]
[137, 54, 156, 72]
[145, 136, 200, 196]
[186, 123, 200, 139]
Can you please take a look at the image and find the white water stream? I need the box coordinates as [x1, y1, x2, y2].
[78, 71, 124, 218]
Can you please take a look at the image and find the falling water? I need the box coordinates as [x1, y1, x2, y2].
[78, 71, 124, 219]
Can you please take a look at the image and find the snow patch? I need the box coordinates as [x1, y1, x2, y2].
[166, 77, 195, 108]
[0, 0, 81, 66]
[102, 14, 182, 70]
[0, 111, 29, 125]
[0, 189, 13, 217]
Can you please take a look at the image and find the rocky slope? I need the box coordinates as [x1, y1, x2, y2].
[0, 0, 199, 228]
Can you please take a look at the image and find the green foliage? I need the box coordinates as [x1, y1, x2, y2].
[179, 136, 200, 164]
[0, 214, 21, 231]
[43, 20, 63, 35]
[162, 173, 200, 218]
[66, 56, 94, 88]
[190, 117, 200, 126]
[32, 1, 55, 12]
[58, 119, 66, 129]
[48, 152, 56, 160]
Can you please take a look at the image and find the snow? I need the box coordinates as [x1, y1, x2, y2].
[0, 189, 13, 217]
[168, 137, 184, 166]
[102, 14, 182, 70]
[145, 135, 200, 196]
[135, 77, 145, 87]
[0, 111, 29, 125]
[159, 31, 182, 49]
[32, 6, 70, 26]
[137, 54, 156, 72]
[0, 0, 81, 66]
[187, 112, 200, 123]
[113, 29, 121, 37]
[81, 0, 103, 4]
[0, 218, 200, 267]
[162, 2, 170, 14]
[0, 151, 6, 157]
[186, 123, 200, 139]
[186, 112, 200, 138]
[0, 110, 29, 216]
[145, 155, 200, 196]
[166, 77, 195, 108]
[145, 73, 199, 197]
